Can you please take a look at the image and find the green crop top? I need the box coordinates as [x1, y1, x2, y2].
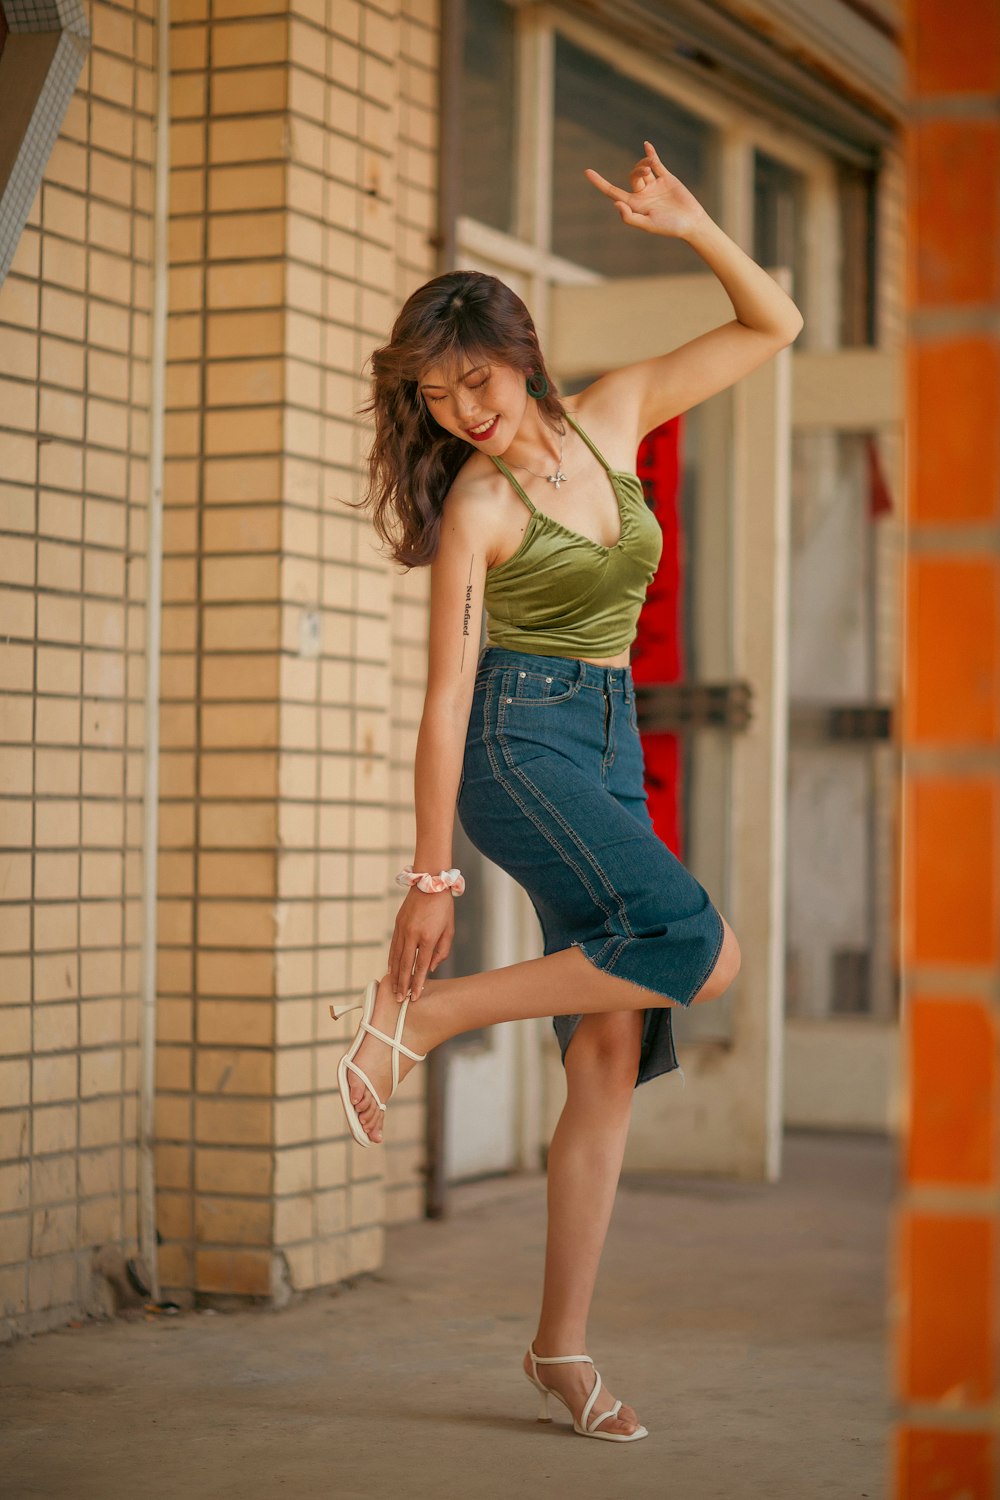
[482, 413, 663, 657]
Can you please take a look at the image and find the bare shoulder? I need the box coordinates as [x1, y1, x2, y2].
[438, 451, 509, 568]
[561, 387, 645, 473]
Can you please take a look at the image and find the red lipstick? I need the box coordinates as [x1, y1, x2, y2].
[465, 415, 499, 442]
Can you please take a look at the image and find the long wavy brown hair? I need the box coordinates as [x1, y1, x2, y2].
[352, 270, 567, 569]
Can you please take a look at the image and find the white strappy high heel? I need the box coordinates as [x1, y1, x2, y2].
[330, 978, 426, 1148]
[524, 1342, 649, 1442]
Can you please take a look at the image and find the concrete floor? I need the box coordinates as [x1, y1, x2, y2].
[1, 1130, 893, 1500]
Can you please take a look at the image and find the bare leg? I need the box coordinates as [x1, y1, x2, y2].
[345, 920, 740, 1144]
[345, 946, 647, 1144]
[338, 925, 741, 1451]
[522, 1009, 645, 1435]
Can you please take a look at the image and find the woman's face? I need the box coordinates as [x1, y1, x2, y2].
[417, 357, 529, 451]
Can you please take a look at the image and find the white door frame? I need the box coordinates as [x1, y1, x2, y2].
[443, 2, 890, 1181]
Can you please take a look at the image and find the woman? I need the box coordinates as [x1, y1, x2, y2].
[332, 140, 803, 1443]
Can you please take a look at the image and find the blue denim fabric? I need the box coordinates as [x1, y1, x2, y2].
[457, 645, 726, 1088]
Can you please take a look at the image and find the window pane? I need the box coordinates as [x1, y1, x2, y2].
[552, 35, 718, 276]
[837, 160, 877, 346]
[753, 149, 807, 303]
[459, 0, 517, 236]
[784, 430, 898, 1024]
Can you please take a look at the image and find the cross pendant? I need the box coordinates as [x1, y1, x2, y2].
[547, 470, 568, 489]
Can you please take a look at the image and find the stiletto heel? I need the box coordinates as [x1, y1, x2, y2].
[329, 997, 360, 1021]
[536, 1387, 552, 1422]
[523, 1342, 648, 1442]
[329, 979, 426, 1148]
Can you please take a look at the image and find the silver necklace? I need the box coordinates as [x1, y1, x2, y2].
[506, 425, 569, 489]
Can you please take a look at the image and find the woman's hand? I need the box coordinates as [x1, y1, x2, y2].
[584, 139, 708, 239]
[388, 886, 454, 1003]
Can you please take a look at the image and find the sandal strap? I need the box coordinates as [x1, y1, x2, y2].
[528, 1346, 627, 1434]
[580, 1368, 604, 1431]
[528, 1345, 593, 1396]
[394, 994, 424, 1091]
[361, 1019, 426, 1065]
[337, 981, 429, 1146]
[530, 1351, 593, 1366]
[344, 1058, 386, 1112]
[352, 994, 427, 1100]
[587, 1398, 624, 1433]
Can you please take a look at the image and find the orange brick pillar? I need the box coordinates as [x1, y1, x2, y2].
[895, 3, 1000, 1494]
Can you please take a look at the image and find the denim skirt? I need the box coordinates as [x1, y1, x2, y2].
[457, 645, 726, 1088]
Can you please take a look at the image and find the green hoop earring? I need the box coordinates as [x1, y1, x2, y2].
[526, 370, 549, 399]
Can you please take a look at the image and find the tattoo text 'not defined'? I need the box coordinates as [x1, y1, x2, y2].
[461, 555, 474, 668]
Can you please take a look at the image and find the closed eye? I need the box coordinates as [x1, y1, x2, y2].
[426, 376, 490, 404]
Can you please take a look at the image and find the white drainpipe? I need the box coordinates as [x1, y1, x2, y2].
[138, 0, 170, 1299]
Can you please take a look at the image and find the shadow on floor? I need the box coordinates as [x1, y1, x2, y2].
[0, 1129, 893, 1500]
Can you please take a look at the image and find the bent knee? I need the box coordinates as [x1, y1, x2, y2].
[718, 919, 742, 985]
[565, 1012, 642, 1094]
[692, 916, 741, 1003]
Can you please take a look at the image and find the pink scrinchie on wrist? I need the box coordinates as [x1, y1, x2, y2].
[395, 865, 466, 896]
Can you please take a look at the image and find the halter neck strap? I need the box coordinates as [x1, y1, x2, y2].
[487, 453, 537, 514]
[564, 411, 613, 474]
[487, 409, 612, 509]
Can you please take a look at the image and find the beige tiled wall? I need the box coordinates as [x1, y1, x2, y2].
[154, 0, 290, 1306]
[0, 0, 155, 1335]
[2, 0, 441, 1333]
[154, 0, 441, 1302]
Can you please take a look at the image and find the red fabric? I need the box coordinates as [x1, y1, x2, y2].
[631, 417, 685, 860]
[866, 433, 894, 518]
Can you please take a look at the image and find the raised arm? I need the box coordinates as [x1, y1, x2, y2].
[388, 484, 489, 1002]
[582, 139, 804, 446]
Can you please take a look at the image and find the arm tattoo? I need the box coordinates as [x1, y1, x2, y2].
[461, 553, 474, 668]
